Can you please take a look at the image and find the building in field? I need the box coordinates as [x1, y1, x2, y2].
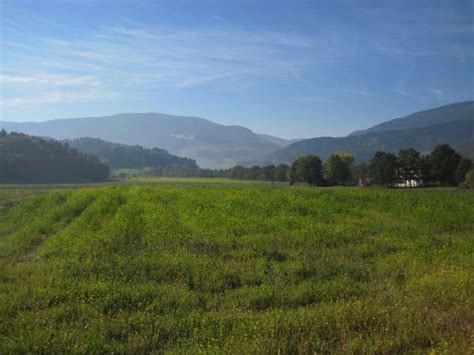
[395, 179, 424, 188]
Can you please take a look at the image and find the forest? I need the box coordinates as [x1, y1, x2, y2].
[0, 131, 110, 183]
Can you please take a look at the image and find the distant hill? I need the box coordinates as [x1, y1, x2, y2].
[0, 113, 289, 169]
[350, 101, 474, 136]
[266, 102, 474, 164]
[0, 131, 109, 183]
[256, 134, 301, 148]
[65, 137, 198, 170]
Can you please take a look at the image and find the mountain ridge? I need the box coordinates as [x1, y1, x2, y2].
[349, 101, 474, 136]
[1, 113, 294, 169]
[266, 101, 474, 164]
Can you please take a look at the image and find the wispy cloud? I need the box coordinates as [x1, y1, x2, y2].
[2, 20, 332, 105]
[0, 74, 100, 86]
[0, 90, 119, 107]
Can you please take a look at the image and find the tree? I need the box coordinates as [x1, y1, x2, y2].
[274, 164, 289, 182]
[352, 162, 369, 181]
[461, 168, 474, 189]
[419, 154, 434, 184]
[429, 144, 461, 185]
[398, 148, 421, 187]
[323, 152, 354, 185]
[261, 165, 276, 181]
[230, 165, 246, 179]
[455, 158, 472, 185]
[369, 151, 398, 186]
[289, 155, 324, 186]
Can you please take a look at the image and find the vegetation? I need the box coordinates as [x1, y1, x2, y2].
[289, 155, 324, 186]
[228, 164, 290, 182]
[323, 152, 354, 185]
[0, 131, 110, 183]
[108, 144, 469, 189]
[0, 185, 472, 353]
[66, 137, 198, 172]
[456, 158, 473, 184]
[368, 151, 398, 186]
[462, 168, 474, 189]
[428, 144, 461, 185]
[367, 144, 468, 187]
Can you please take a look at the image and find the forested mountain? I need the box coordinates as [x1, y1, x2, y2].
[65, 137, 198, 170]
[0, 113, 293, 169]
[349, 101, 473, 136]
[266, 102, 474, 164]
[0, 131, 110, 183]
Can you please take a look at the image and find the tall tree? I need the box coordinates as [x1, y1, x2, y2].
[429, 144, 461, 185]
[323, 152, 354, 185]
[398, 148, 422, 187]
[369, 151, 398, 186]
[289, 155, 324, 186]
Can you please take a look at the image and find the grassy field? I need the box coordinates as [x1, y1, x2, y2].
[0, 182, 473, 353]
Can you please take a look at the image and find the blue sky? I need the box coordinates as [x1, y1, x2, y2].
[0, 0, 473, 138]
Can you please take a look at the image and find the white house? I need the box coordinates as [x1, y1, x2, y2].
[395, 179, 424, 188]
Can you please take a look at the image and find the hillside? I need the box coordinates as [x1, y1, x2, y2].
[65, 137, 198, 171]
[267, 102, 474, 164]
[0, 131, 110, 183]
[350, 101, 474, 136]
[1, 185, 473, 353]
[1, 113, 290, 169]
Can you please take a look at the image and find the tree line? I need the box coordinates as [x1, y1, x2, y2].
[177, 144, 472, 188]
[367, 144, 471, 187]
[0, 131, 110, 183]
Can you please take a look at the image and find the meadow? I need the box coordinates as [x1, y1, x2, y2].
[0, 181, 473, 353]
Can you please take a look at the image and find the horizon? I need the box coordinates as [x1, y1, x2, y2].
[1, 0, 473, 139]
[1, 99, 472, 140]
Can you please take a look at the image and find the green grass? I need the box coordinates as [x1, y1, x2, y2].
[0, 185, 473, 353]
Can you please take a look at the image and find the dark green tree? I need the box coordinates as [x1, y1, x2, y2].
[289, 155, 324, 186]
[323, 152, 354, 185]
[368, 151, 398, 186]
[398, 148, 422, 187]
[429, 144, 461, 185]
[455, 158, 472, 184]
[261, 165, 276, 181]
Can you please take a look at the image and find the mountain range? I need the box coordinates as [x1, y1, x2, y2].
[1, 101, 473, 168]
[0, 113, 295, 169]
[267, 101, 473, 164]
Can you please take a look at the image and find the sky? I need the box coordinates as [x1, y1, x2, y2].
[0, 0, 473, 139]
